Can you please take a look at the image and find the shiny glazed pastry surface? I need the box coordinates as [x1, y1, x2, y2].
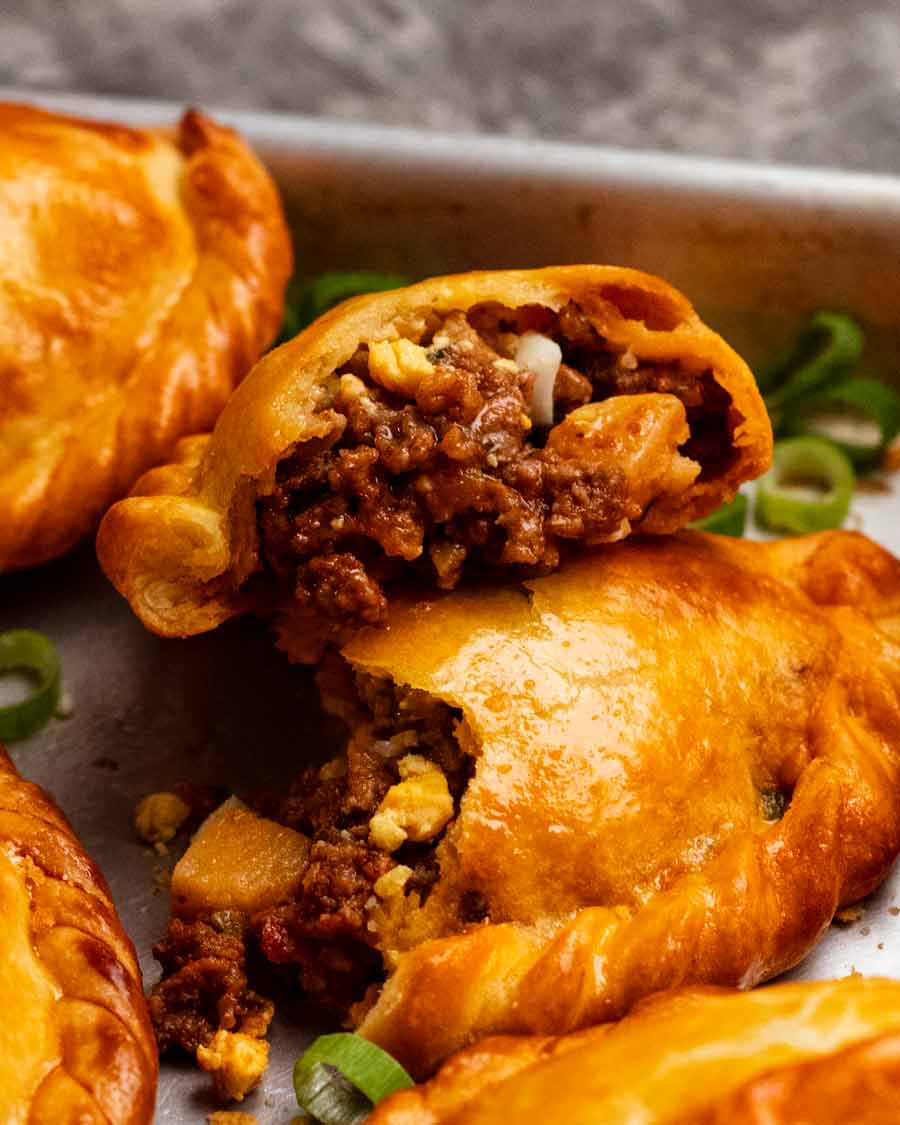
[0, 101, 292, 571]
[369, 978, 900, 1124]
[0, 748, 157, 1123]
[332, 529, 900, 1074]
[97, 266, 771, 647]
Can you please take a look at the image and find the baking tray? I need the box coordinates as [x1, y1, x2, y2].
[2, 90, 900, 1123]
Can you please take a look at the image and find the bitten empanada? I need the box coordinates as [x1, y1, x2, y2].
[151, 529, 900, 1080]
[0, 101, 291, 571]
[369, 978, 900, 1124]
[0, 747, 156, 1122]
[97, 267, 771, 655]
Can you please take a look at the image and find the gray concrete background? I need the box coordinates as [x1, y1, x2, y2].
[2, 0, 900, 173]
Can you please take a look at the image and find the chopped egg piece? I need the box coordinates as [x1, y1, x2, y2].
[516, 332, 562, 427]
[338, 372, 372, 405]
[397, 753, 439, 778]
[134, 792, 190, 846]
[197, 1030, 269, 1102]
[374, 864, 413, 898]
[369, 755, 454, 853]
[368, 338, 435, 395]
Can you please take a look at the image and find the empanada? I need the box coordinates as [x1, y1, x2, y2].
[0, 101, 291, 571]
[0, 747, 156, 1122]
[150, 529, 900, 1079]
[97, 267, 771, 655]
[368, 977, 900, 1124]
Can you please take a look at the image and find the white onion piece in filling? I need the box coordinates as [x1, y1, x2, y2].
[515, 332, 562, 428]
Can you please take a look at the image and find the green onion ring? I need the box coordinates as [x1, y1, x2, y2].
[275, 271, 409, 347]
[779, 377, 900, 468]
[761, 311, 864, 416]
[0, 630, 61, 743]
[755, 437, 855, 534]
[688, 493, 748, 537]
[294, 1033, 414, 1124]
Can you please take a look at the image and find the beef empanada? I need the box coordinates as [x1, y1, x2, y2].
[97, 267, 771, 656]
[369, 977, 900, 1124]
[151, 529, 900, 1079]
[0, 747, 156, 1122]
[0, 101, 291, 571]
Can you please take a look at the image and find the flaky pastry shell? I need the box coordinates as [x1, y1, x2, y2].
[369, 977, 900, 1124]
[321, 529, 900, 1076]
[0, 748, 156, 1123]
[0, 101, 291, 571]
[97, 266, 771, 645]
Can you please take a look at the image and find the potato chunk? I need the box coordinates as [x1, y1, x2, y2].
[546, 394, 700, 537]
[172, 797, 310, 917]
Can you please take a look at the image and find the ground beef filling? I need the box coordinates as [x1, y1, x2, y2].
[149, 916, 273, 1055]
[258, 302, 735, 628]
[251, 669, 469, 1010]
[149, 668, 469, 1054]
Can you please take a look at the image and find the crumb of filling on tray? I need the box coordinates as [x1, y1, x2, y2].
[197, 1030, 269, 1102]
[134, 791, 191, 852]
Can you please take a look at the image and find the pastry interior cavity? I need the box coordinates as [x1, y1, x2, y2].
[258, 300, 737, 631]
[150, 657, 473, 1053]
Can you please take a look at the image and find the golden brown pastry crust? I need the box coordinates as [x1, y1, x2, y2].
[96, 266, 771, 637]
[368, 978, 900, 1124]
[0, 101, 292, 571]
[686, 1028, 900, 1124]
[0, 747, 156, 1123]
[328, 530, 900, 1076]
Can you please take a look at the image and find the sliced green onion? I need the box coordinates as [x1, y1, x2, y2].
[302, 272, 410, 319]
[294, 1033, 413, 1124]
[761, 311, 864, 416]
[689, 493, 748, 537]
[755, 437, 855, 534]
[779, 377, 900, 468]
[0, 630, 61, 742]
[294, 1062, 370, 1125]
[275, 271, 409, 346]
